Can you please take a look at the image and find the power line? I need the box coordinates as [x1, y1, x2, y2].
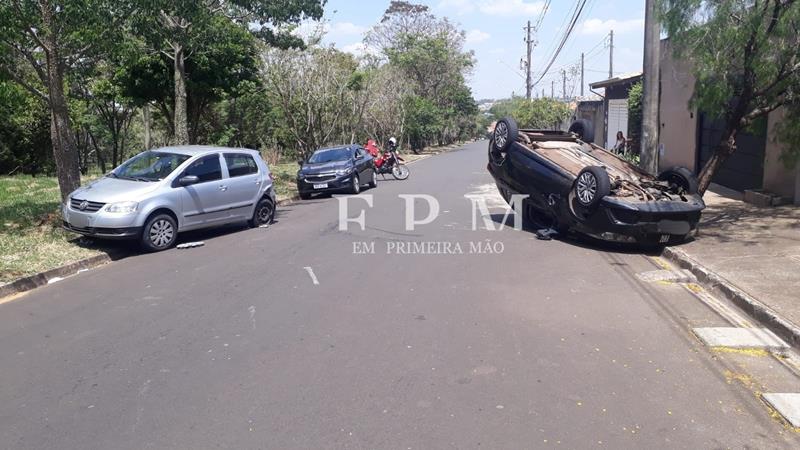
[531, 0, 590, 89]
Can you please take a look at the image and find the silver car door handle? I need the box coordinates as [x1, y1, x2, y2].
[255, 180, 261, 184]
[218, 185, 228, 191]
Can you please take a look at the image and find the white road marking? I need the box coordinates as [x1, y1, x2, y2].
[762, 393, 800, 427]
[248, 305, 256, 330]
[303, 267, 320, 285]
[692, 327, 789, 350]
[47, 277, 64, 284]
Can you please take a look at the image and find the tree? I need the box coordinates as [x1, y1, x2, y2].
[489, 97, 571, 129]
[0, 0, 118, 199]
[627, 81, 643, 153]
[262, 46, 360, 155]
[130, 0, 324, 144]
[661, 0, 800, 194]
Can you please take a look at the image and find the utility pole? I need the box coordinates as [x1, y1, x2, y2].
[580, 52, 585, 97]
[561, 69, 567, 99]
[609, 30, 614, 78]
[640, 0, 660, 174]
[542, 88, 545, 98]
[551, 80, 554, 98]
[524, 20, 534, 99]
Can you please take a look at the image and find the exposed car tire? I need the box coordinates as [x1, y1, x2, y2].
[568, 119, 595, 143]
[249, 197, 275, 228]
[368, 169, 378, 188]
[574, 166, 611, 208]
[492, 117, 519, 153]
[350, 174, 361, 194]
[658, 166, 699, 195]
[299, 192, 312, 200]
[392, 164, 410, 180]
[141, 213, 177, 252]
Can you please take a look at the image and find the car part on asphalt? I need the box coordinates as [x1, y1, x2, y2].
[176, 242, 205, 249]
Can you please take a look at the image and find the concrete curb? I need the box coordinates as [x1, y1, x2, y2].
[662, 246, 800, 348]
[0, 253, 114, 300]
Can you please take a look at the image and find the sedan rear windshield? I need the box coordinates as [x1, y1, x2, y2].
[113, 151, 191, 181]
[307, 148, 352, 164]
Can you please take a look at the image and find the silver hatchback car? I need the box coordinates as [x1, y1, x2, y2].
[62, 146, 276, 251]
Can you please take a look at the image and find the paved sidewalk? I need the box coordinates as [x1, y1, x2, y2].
[671, 184, 800, 330]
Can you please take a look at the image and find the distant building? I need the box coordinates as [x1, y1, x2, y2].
[588, 72, 642, 150]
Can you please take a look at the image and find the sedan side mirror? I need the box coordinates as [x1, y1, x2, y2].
[179, 175, 199, 186]
[297, 159, 305, 166]
[355, 154, 364, 160]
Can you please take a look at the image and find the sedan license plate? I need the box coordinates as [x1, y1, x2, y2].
[313, 183, 328, 189]
[659, 235, 670, 243]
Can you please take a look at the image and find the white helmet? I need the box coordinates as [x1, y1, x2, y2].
[389, 137, 397, 146]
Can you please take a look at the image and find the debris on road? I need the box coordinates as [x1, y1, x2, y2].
[535, 228, 558, 240]
[177, 242, 205, 249]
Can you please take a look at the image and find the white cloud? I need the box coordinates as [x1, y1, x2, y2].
[328, 22, 367, 36]
[340, 42, 380, 57]
[438, 0, 476, 15]
[292, 20, 367, 41]
[437, 0, 544, 16]
[478, 0, 545, 17]
[579, 18, 644, 35]
[465, 29, 491, 44]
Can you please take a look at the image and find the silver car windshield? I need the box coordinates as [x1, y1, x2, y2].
[112, 151, 191, 182]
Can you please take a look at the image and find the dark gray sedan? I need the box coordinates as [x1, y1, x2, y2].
[296, 145, 377, 199]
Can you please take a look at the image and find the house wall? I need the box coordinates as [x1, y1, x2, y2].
[601, 80, 640, 150]
[764, 108, 798, 201]
[658, 40, 697, 172]
[574, 100, 605, 145]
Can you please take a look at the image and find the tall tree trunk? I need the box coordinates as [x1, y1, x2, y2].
[173, 44, 190, 145]
[143, 104, 151, 150]
[697, 129, 737, 194]
[42, 7, 81, 201]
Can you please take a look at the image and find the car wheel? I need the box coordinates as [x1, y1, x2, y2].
[658, 166, 698, 195]
[249, 197, 275, 228]
[368, 169, 378, 188]
[392, 164, 410, 180]
[141, 213, 177, 252]
[574, 166, 611, 208]
[568, 119, 595, 143]
[492, 117, 519, 153]
[350, 174, 360, 194]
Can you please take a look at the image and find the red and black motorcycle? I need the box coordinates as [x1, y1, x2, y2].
[373, 140, 410, 180]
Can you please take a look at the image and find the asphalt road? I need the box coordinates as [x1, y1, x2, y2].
[2, 141, 798, 449]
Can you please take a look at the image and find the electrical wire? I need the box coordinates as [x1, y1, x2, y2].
[531, 0, 589, 88]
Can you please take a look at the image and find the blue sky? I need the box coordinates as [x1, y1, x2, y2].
[299, 0, 646, 100]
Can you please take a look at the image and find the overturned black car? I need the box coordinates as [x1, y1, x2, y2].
[487, 117, 705, 246]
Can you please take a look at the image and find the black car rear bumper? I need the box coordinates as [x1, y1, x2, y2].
[571, 196, 705, 244]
